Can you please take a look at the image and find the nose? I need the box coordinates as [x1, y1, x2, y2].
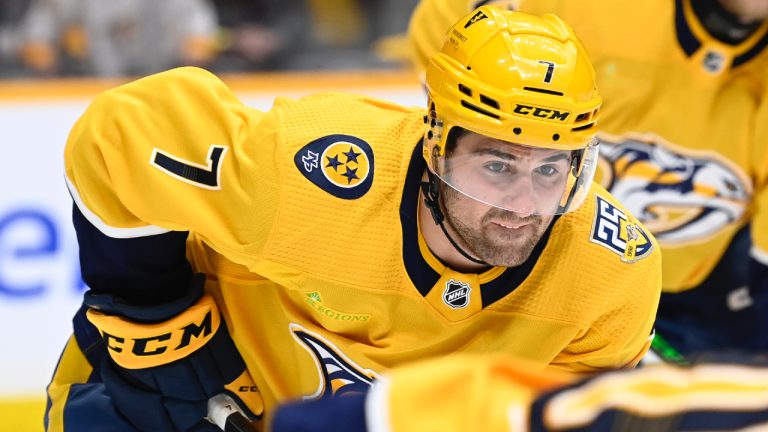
[499, 175, 537, 217]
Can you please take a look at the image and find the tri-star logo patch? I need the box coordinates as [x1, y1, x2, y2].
[294, 134, 374, 199]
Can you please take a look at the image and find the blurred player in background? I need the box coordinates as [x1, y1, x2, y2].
[45, 6, 660, 431]
[16, 0, 218, 77]
[269, 351, 768, 432]
[408, 0, 768, 359]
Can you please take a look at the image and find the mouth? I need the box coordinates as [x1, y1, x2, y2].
[491, 220, 531, 230]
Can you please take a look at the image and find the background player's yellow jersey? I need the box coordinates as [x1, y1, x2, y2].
[54, 67, 659, 420]
[517, 0, 768, 292]
[408, 0, 768, 353]
[271, 353, 768, 432]
[411, 0, 768, 291]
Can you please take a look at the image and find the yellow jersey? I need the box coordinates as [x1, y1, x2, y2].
[408, 0, 768, 353]
[517, 0, 768, 291]
[53, 67, 660, 423]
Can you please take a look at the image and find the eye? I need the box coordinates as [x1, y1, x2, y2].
[536, 165, 559, 177]
[483, 161, 509, 173]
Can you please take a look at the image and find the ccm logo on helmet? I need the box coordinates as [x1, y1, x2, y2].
[513, 104, 570, 121]
[103, 311, 214, 356]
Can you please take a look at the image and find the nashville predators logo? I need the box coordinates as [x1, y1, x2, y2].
[290, 324, 379, 401]
[596, 133, 751, 244]
[294, 134, 374, 199]
[590, 195, 654, 263]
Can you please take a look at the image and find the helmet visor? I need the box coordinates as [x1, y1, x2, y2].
[431, 134, 598, 216]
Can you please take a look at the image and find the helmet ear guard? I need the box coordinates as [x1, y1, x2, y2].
[423, 6, 602, 216]
[422, 102, 443, 162]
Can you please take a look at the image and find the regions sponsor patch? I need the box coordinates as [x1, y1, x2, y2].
[304, 291, 370, 322]
[443, 279, 471, 309]
[294, 134, 374, 199]
[590, 195, 653, 263]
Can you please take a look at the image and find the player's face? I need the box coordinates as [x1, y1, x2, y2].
[434, 131, 572, 216]
[439, 132, 561, 267]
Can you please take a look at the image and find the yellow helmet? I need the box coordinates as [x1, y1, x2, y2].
[423, 6, 602, 215]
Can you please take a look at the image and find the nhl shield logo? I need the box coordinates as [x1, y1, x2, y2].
[702, 49, 726, 74]
[443, 279, 471, 309]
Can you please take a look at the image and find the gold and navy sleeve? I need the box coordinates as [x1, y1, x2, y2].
[48, 67, 273, 430]
[63, 66, 274, 305]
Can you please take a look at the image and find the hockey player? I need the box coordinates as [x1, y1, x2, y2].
[269, 352, 768, 432]
[408, 0, 768, 357]
[45, 6, 660, 432]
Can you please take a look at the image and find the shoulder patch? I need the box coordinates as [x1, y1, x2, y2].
[590, 195, 654, 263]
[294, 134, 374, 199]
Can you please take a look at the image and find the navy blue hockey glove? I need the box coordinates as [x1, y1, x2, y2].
[271, 393, 368, 432]
[85, 275, 263, 431]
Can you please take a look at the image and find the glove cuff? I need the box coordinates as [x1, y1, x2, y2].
[83, 273, 205, 322]
[87, 293, 221, 369]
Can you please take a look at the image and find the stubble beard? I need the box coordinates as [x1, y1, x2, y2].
[441, 184, 551, 267]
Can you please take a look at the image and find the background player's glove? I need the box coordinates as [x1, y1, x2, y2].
[85, 274, 263, 431]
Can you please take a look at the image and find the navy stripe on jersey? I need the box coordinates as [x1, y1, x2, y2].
[676, 0, 768, 67]
[399, 143, 441, 296]
[675, 0, 701, 57]
[398, 142, 558, 307]
[73, 204, 195, 313]
[733, 30, 768, 67]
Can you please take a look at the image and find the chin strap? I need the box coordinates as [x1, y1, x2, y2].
[420, 170, 489, 266]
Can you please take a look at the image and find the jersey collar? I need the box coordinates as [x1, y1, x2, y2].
[675, 0, 768, 69]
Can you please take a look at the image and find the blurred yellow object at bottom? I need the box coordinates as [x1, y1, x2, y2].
[0, 396, 45, 432]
